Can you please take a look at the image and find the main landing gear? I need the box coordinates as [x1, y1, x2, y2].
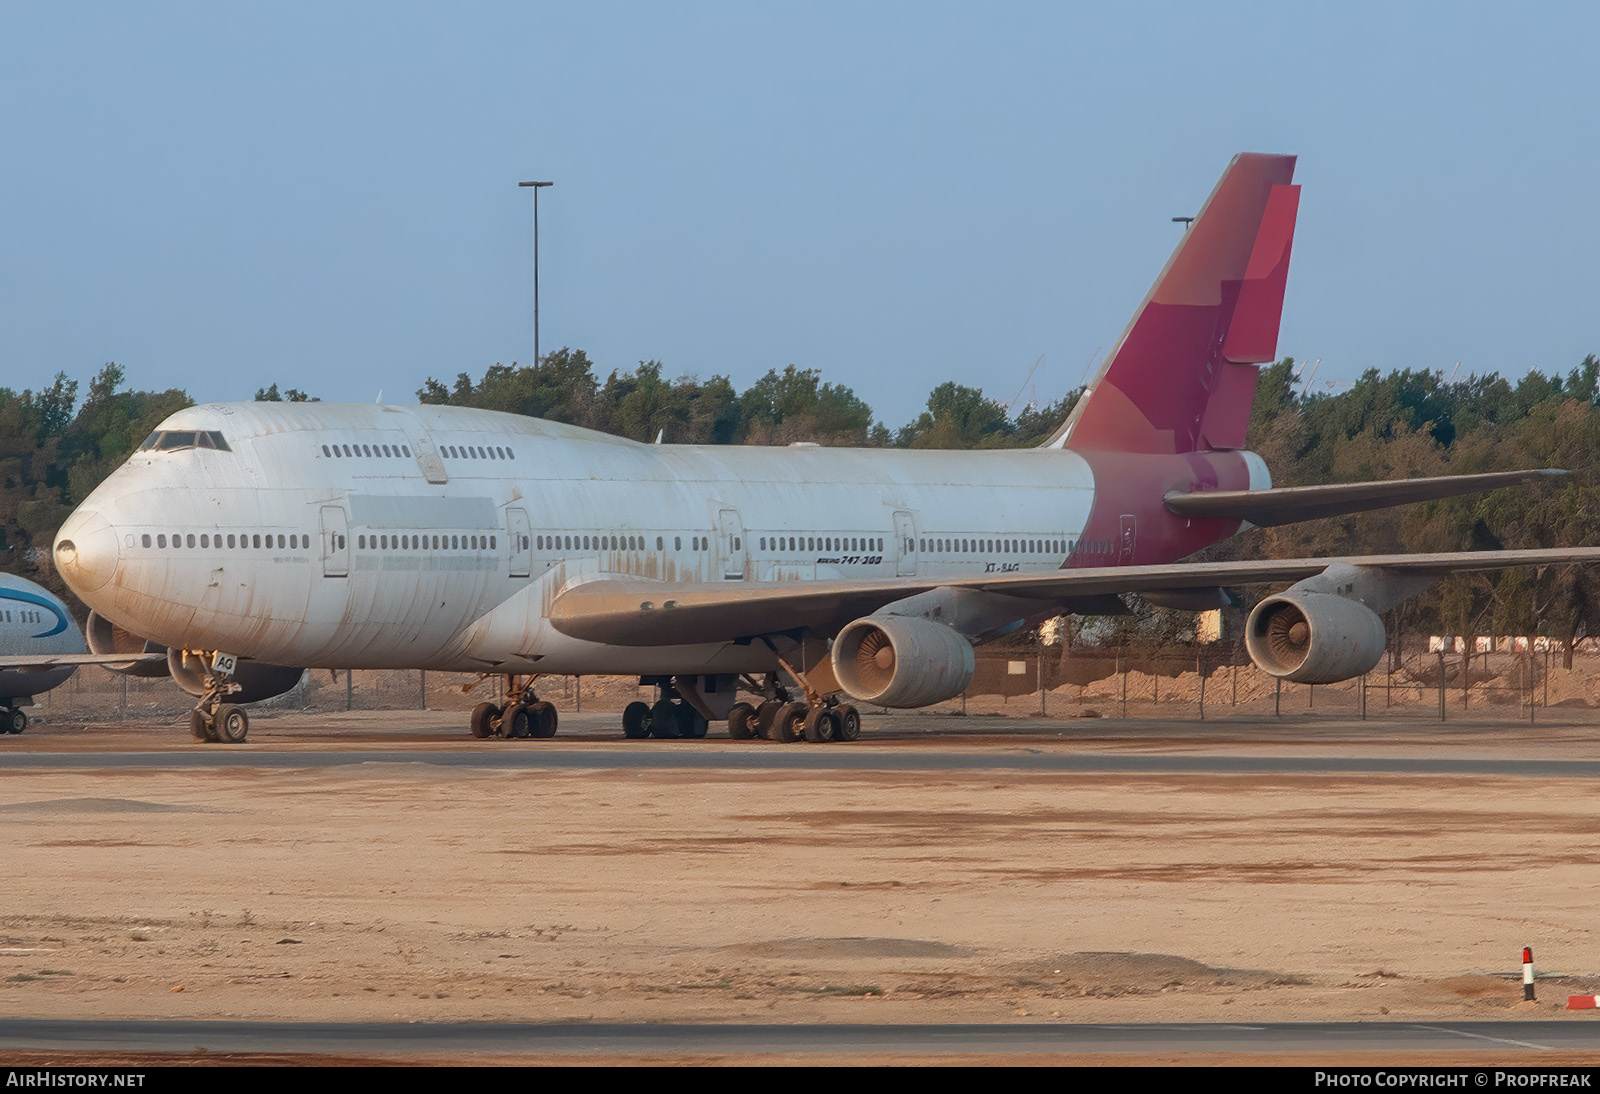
[620, 673, 861, 744]
[726, 696, 861, 743]
[467, 675, 558, 740]
[3, 703, 27, 735]
[622, 687, 710, 740]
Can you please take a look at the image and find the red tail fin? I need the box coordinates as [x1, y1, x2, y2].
[1051, 153, 1299, 454]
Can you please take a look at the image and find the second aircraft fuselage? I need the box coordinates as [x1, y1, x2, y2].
[54, 402, 1264, 676]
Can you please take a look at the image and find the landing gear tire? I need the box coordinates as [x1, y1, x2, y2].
[6, 707, 27, 734]
[677, 704, 708, 739]
[802, 706, 837, 743]
[623, 701, 652, 739]
[833, 704, 862, 742]
[469, 702, 498, 739]
[506, 705, 532, 739]
[650, 698, 682, 739]
[529, 701, 558, 738]
[754, 699, 782, 741]
[213, 704, 249, 744]
[727, 702, 756, 740]
[770, 701, 806, 743]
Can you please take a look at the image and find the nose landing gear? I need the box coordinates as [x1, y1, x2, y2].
[188, 652, 250, 744]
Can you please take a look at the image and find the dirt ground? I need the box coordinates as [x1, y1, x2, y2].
[4, 708, 1600, 1064]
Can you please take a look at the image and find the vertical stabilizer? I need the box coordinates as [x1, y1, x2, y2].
[1047, 153, 1299, 454]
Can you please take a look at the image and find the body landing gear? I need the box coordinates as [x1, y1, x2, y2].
[466, 676, 558, 741]
[619, 686, 709, 740]
[3, 704, 27, 735]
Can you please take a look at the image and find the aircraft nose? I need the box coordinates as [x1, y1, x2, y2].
[54, 507, 120, 594]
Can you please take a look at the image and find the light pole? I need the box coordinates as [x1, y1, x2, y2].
[518, 180, 554, 365]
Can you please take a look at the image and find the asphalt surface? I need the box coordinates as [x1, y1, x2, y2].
[4, 748, 1600, 777]
[3, 1019, 1600, 1057]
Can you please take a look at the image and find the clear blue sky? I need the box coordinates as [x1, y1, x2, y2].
[3, 1, 1596, 428]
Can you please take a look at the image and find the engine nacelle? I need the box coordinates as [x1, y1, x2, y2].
[1245, 592, 1387, 684]
[832, 615, 975, 708]
[167, 648, 306, 703]
[85, 611, 171, 678]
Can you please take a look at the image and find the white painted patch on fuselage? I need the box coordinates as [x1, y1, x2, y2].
[56, 403, 1096, 674]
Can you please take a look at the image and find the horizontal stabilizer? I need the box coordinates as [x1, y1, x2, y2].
[1163, 470, 1568, 527]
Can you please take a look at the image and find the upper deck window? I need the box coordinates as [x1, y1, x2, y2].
[139, 430, 231, 452]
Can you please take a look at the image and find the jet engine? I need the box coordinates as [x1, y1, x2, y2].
[166, 649, 306, 704]
[1245, 591, 1387, 684]
[832, 615, 975, 708]
[85, 611, 171, 678]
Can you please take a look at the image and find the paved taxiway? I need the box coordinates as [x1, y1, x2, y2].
[6, 748, 1600, 778]
[7, 709, 1600, 1063]
[6, 1019, 1600, 1058]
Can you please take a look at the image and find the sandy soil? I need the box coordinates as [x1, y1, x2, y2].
[4, 710, 1600, 1062]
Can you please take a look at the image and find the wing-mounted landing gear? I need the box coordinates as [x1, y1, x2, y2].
[465, 674, 558, 740]
[614, 668, 860, 744]
[188, 652, 249, 744]
[729, 659, 860, 745]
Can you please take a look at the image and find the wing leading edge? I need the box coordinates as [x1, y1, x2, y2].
[548, 548, 1600, 647]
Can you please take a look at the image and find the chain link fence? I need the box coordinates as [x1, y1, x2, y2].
[23, 641, 1595, 724]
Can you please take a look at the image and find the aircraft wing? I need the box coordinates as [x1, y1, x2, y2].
[0, 652, 166, 671]
[549, 548, 1600, 646]
[1164, 469, 1567, 526]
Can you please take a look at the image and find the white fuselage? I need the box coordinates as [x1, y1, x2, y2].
[0, 574, 85, 701]
[56, 403, 1098, 675]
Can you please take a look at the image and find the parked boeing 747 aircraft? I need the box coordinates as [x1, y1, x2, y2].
[48, 154, 1600, 743]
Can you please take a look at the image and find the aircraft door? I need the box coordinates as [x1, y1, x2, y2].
[408, 434, 449, 485]
[893, 510, 917, 576]
[507, 508, 531, 578]
[716, 508, 748, 580]
[1119, 514, 1136, 565]
[320, 506, 349, 578]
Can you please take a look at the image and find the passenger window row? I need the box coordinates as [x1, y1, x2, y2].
[440, 444, 516, 461]
[140, 532, 308, 550]
[320, 441, 518, 462]
[323, 442, 412, 459]
[760, 535, 885, 553]
[537, 533, 701, 552]
[357, 533, 498, 551]
[918, 537, 1065, 555]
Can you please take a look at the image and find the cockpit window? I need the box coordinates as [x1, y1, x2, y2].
[140, 430, 231, 452]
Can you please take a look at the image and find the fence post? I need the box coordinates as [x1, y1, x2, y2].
[1274, 677, 1281, 717]
[1120, 653, 1127, 718]
[1037, 656, 1046, 717]
[1437, 650, 1446, 722]
[1360, 673, 1366, 720]
[1197, 647, 1205, 721]
[576, 676, 582, 712]
[346, 670, 353, 712]
[419, 669, 427, 711]
[119, 675, 127, 721]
